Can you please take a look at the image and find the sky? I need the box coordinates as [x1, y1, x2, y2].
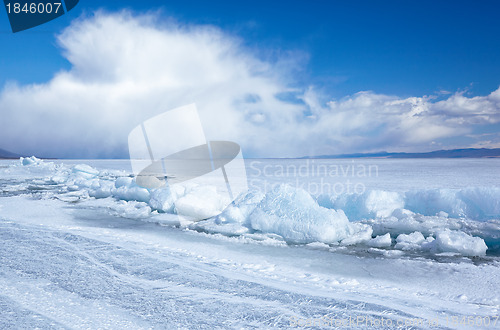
[0, 0, 499, 158]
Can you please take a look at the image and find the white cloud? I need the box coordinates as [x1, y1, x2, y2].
[296, 87, 500, 155]
[431, 89, 500, 124]
[0, 11, 499, 158]
[0, 11, 299, 158]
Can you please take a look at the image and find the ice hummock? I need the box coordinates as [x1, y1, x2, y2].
[2, 157, 497, 257]
[248, 184, 353, 244]
[393, 230, 488, 256]
[318, 189, 405, 219]
[432, 229, 488, 256]
[20, 156, 42, 166]
[318, 187, 500, 221]
[366, 233, 392, 248]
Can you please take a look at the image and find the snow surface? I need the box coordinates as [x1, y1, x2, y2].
[1, 157, 499, 328]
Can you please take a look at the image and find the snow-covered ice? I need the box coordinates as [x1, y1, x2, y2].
[248, 184, 353, 244]
[1, 157, 499, 328]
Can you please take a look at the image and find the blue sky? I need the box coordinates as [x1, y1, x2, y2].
[1, 0, 500, 158]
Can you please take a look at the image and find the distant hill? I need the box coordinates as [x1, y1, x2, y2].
[303, 148, 500, 159]
[0, 148, 23, 159]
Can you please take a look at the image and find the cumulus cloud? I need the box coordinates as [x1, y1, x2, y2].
[300, 86, 500, 155]
[0, 11, 499, 158]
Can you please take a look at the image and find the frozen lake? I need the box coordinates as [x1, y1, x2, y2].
[44, 157, 500, 191]
[1, 157, 499, 328]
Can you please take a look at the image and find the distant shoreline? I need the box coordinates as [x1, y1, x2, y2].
[2, 148, 500, 160]
[300, 148, 500, 159]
